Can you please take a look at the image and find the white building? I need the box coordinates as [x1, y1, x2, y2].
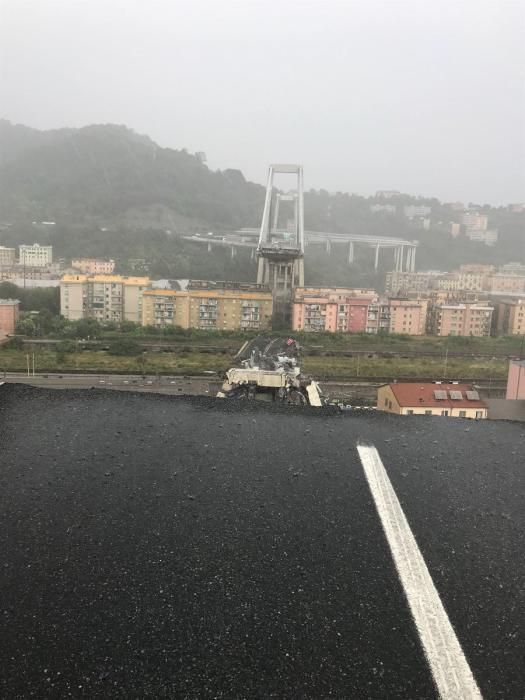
[0, 246, 16, 266]
[370, 204, 397, 214]
[466, 229, 498, 246]
[19, 244, 53, 267]
[462, 212, 488, 231]
[403, 205, 431, 218]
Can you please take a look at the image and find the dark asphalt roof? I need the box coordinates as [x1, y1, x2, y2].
[0, 384, 523, 698]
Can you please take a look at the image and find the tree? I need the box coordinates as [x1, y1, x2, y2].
[0, 282, 19, 299]
[16, 317, 37, 336]
[65, 318, 102, 339]
[119, 320, 140, 334]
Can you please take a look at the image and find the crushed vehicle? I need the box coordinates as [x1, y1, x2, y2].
[217, 336, 325, 406]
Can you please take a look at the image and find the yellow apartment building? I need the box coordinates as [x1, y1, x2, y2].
[142, 284, 273, 331]
[485, 274, 525, 294]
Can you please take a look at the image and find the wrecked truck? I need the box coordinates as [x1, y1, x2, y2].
[216, 336, 324, 406]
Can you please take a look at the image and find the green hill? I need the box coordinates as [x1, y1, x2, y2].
[0, 119, 523, 286]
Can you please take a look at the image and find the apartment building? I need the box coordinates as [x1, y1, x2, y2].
[388, 298, 428, 335]
[458, 272, 485, 292]
[428, 302, 493, 336]
[436, 273, 485, 292]
[71, 258, 116, 275]
[365, 300, 391, 334]
[385, 271, 441, 294]
[0, 299, 20, 335]
[404, 205, 431, 218]
[292, 288, 429, 335]
[0, 246, 16, 266]
[292, 288, 378, 333]
[459, 264, 495, 274]
[19, 244, 53, 267]
[60, 274, 150, 323]
[485, 274, 525, 294]
[506, 360, 525, 400]
[377, 382, 487, 418]
[430, 289, 485, 305]
[142, 282, 273, 331]
[500, 262, 525, 275]
[292, 294, 337, 332]
[494, 298, 525, 335]
[435, 274, 461, 292]
[462, 212, 488, 231]
[370, 204, 396, 214]
[466, 229, 498, 246]
[1, 263, 62, 281]
[375, 190, 401, 199]
[345, 297, 375, 333]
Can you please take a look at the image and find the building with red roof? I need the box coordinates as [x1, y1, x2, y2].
[377, 382, 487, 418]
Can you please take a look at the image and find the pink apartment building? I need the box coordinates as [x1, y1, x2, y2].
[429, 302, 493, 337]
[0, 299, 20, 335]
[292, 294, 338, 332]
[292, 288, 377, 333]
[388, 298, 428, 335]
[506, 359, 525, 399]
[346, 298, 373, 333]
[71, 258, 116, 275]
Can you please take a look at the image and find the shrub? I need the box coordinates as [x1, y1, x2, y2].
[107, 338, 142, 356]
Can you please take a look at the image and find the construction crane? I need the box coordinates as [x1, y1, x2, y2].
[216, 336, 324, 406]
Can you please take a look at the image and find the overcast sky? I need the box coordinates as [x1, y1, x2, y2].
[1, 0, 524, 204]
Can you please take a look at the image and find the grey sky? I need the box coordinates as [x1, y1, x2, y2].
[1, 0, 524, 204]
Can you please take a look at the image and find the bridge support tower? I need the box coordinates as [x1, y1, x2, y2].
[256, 164, 305, 328]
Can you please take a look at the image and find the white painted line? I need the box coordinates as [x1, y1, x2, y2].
[356, 444, 482, 700]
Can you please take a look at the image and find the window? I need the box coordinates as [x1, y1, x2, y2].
[459, 410, 466, 417]
[441, 410, 449, 416]
[475, 410, 484, 419]
[424, 410, 432, 415]
[407, 409, 414, 415]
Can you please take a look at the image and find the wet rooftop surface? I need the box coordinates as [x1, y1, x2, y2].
[0, 384, 524, 698]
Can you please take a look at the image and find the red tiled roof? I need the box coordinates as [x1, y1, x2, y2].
[385, 383, 487, 409]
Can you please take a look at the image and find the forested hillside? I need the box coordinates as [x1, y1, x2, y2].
[0, 119, 523, 287]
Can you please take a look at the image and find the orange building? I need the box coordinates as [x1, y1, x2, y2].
[388, 298, 428, 335]
[506, 360, 525, 399]
[428, 302, 493, 336]
[0, 299, 20, 335]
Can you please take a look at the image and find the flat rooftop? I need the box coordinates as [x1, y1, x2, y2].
[0, 384, 523, 697]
